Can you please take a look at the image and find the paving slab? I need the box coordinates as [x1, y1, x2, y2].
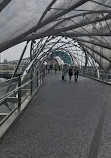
[0, 71, 111, 158]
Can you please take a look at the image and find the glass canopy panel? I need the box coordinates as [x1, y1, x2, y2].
[0, 0, 52, 44]
[83, 46, 111, 71]
[0, 0, 111, 71]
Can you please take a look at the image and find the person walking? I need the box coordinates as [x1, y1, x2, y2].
[62, 64, 68, 81]
[47, 65, 50, 73]
[54, 65, 58, 73]
[74, 66, 79, 81]
[68, 66, 73, 82]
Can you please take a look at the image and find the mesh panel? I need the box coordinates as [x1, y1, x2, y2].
[0, 0, 52, 44]
[0, 0, 111, 70]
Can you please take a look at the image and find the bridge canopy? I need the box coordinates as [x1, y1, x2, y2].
[0, 0, 111, 71]
[50, 51, 72, 65]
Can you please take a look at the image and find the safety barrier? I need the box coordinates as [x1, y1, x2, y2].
[80, 69, 111, 84]
[0, 68, 45, 125]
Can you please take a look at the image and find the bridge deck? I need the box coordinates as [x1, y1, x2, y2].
[0, 71, 111, 158]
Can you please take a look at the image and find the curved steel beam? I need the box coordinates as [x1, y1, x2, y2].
[79, 41, 111, 62]
[0, 0, 12, 12]
[71, 37, 111, 50]
[0, 0, 89, 52]
[60, 32, 111, 37]
[23, 13, 111, 42]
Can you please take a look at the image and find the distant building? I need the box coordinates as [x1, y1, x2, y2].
[4, 59, 8, 64]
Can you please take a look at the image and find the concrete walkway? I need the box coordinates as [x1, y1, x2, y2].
[0, 71, 111, 158]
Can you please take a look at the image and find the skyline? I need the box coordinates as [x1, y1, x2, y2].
[0, 41, 30, 62]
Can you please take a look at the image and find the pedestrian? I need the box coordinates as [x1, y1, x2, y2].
[74, 66, 79, 81]
[62, 64, 68, 81]
[47, 65, 50, 73]
[58, 65, 61, 71]
[54, 65, 58, 73]
[68, 66, 73, 82]
[50, 65, 53, 71]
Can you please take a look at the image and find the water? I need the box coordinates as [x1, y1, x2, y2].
[0, 77, 6, 82]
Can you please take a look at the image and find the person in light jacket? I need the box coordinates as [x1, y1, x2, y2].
[62, 64, 68, 81]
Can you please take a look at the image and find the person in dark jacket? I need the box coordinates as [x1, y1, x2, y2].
[74, 66, 79, 81]
[68, 66, 73, 82]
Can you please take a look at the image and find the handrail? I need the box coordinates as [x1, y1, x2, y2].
[80, 69, 111, 84]
[0, 69, 45, 125]
[0, 80, 31, 104]
[0, 76, 18, 84]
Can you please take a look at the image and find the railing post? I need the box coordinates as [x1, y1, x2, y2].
[43, 68, 45, 78]
[30, 40, 33, 96]
[40, 69, 42, 84]
[18, 76, 21, 107]
[102, 74, 104, 81]
[37, 71, 38, 87]
[30, 72, 33, 96]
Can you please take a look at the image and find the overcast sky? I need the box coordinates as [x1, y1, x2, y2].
[0, 42, 30, 62]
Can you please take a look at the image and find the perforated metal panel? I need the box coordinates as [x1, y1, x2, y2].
[0, 0, 111, 71]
